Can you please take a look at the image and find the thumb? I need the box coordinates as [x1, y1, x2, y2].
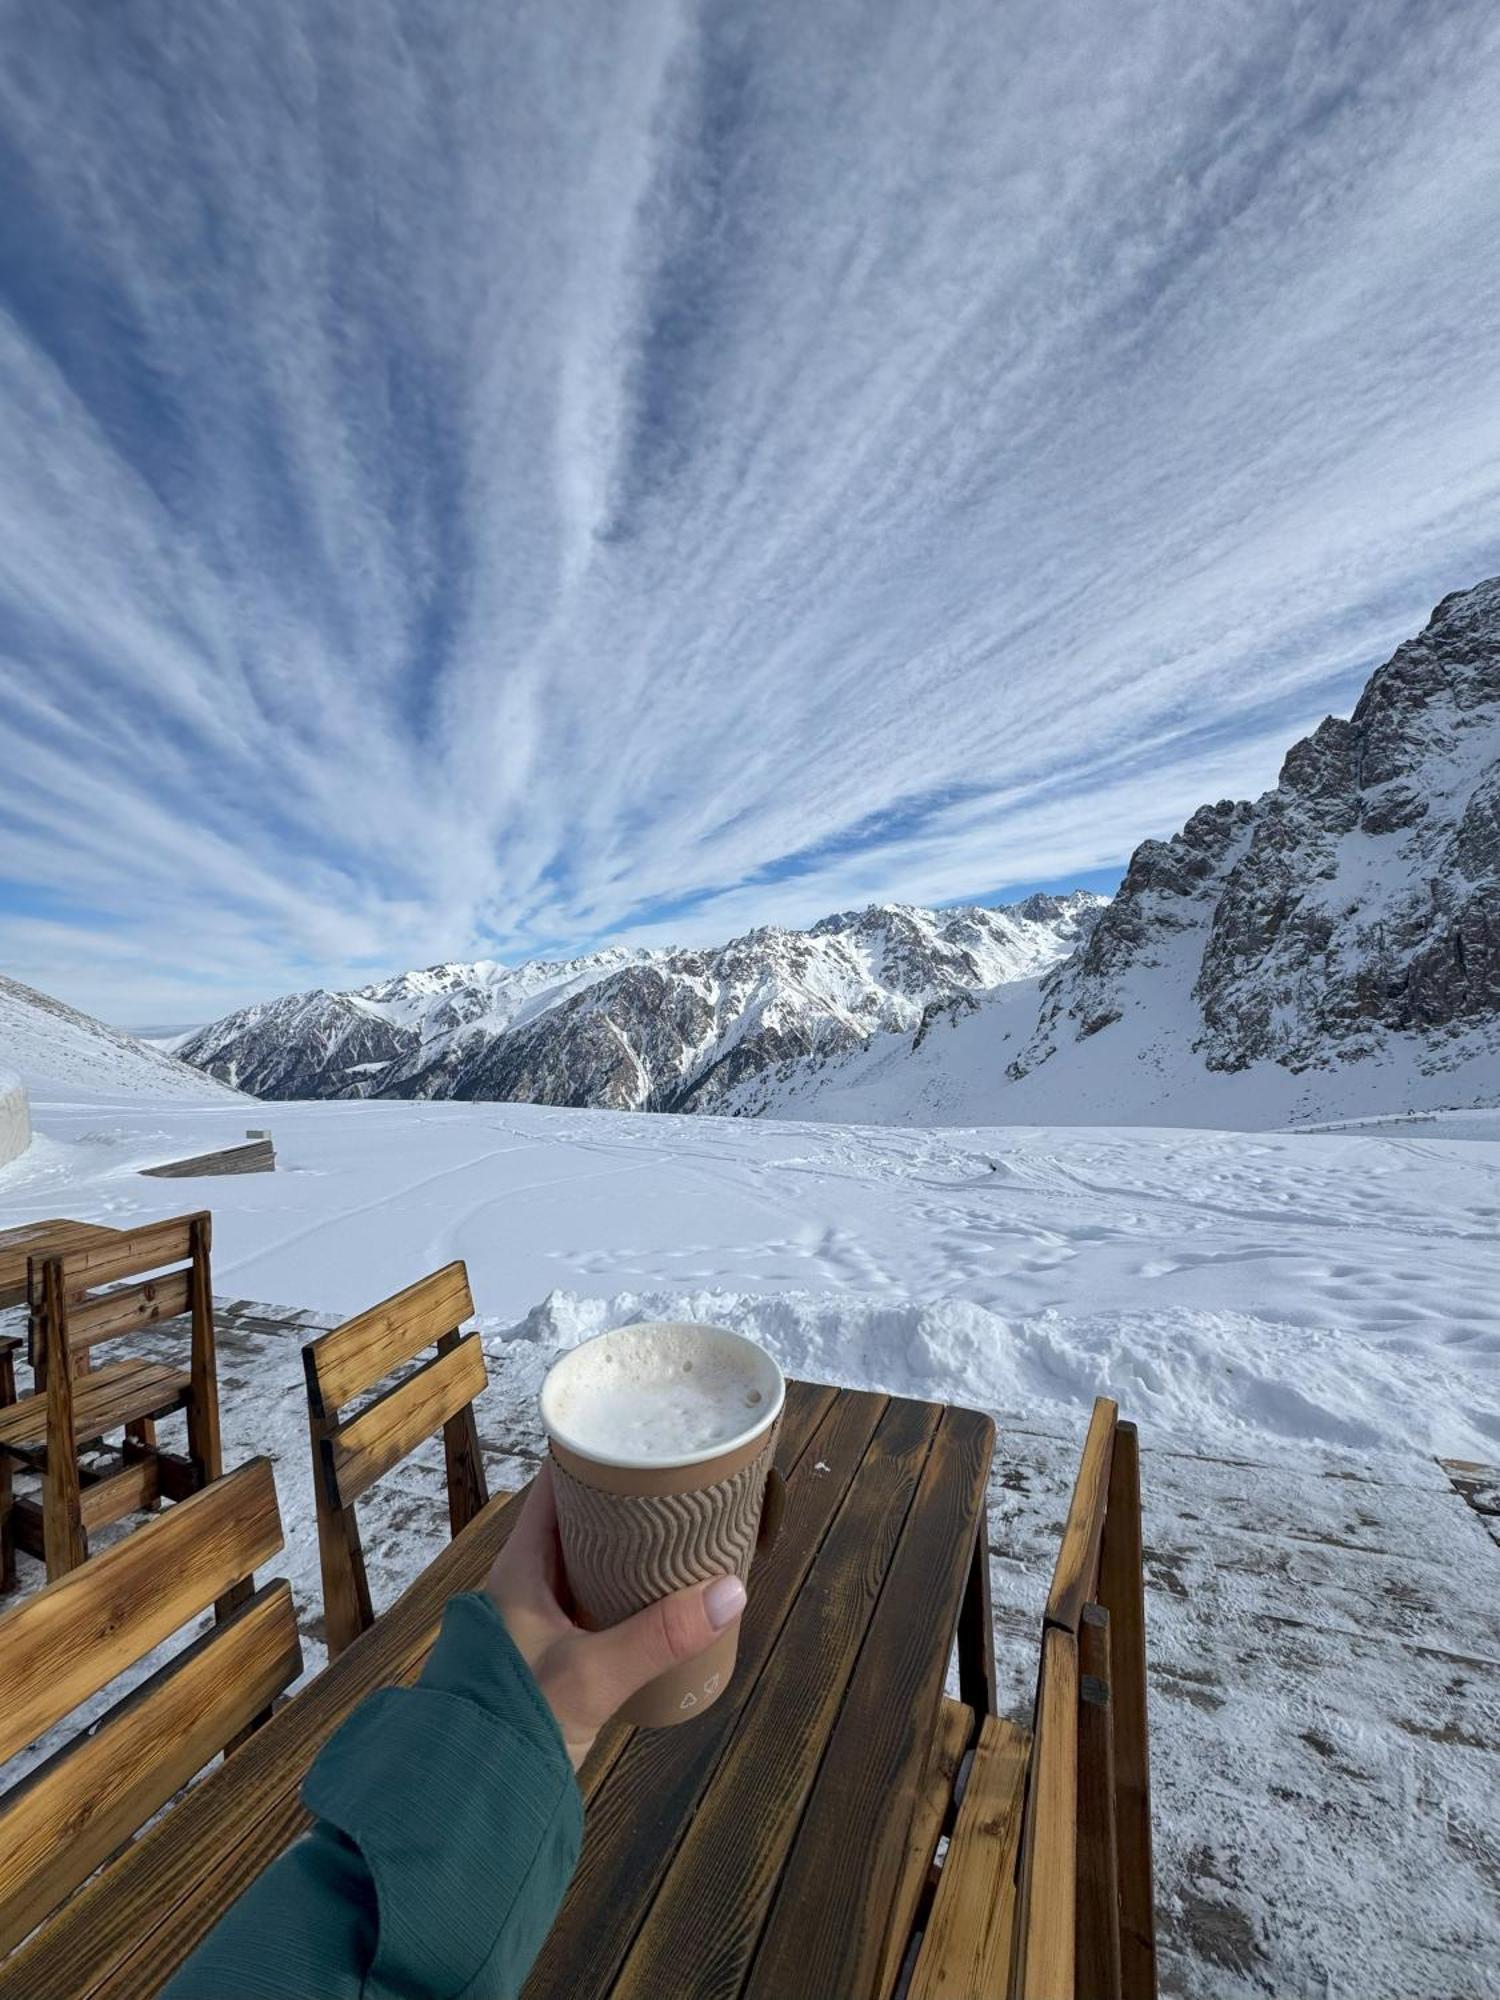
[582, 1574, 747, 1711]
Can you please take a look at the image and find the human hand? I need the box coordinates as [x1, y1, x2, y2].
[484, 1461, 746, 1769]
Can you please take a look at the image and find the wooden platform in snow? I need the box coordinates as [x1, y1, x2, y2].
[138, 1138, 275, 1179]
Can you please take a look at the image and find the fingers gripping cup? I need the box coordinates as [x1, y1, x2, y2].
[540, 1322, 785, 1726]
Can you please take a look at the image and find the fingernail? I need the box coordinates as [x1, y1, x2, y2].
[705, 1576, 747, 1629]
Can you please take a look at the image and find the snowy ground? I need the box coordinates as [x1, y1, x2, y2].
[3, 1086, 1499, 1996]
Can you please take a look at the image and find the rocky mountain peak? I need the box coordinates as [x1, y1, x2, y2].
[1012, 575, 1500, 1087]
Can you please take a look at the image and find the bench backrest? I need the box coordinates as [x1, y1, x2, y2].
[29, 1209, 216, 1404]
[302, 1261, 488, 1658]
[1012, 1398, 1156, 2000]
[901, 1396, 1156, 2000]
[0, 1457, 300, 1954]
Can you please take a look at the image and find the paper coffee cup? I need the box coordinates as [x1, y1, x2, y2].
[540, 1321, 785, 1727]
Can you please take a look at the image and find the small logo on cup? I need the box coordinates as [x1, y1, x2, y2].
[680, 1691, 698, 1709]
[703, 1673, 721, 1695]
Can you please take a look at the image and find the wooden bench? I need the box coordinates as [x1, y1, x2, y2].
[0, 1213, 225, 1587]
[896, 1397, 1157, 2000]
[0, 1458, 301, 1956]
[302, 1261, 489, 1657]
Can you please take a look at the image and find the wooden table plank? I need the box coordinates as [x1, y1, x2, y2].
[6, 1379, 835, 2000]
[0, 1222, 123, 1311]
[562, 1395, 828, 1808]
[605, 1395, 944, 2000]
[521, 1386, 892, 1998]
[744, 1405, 995, 1999]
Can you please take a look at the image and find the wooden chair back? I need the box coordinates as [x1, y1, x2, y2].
[19, 1212, 224, 1580]
[0, 1457, 301, 1954]
[302, 1261, 488, 1658]
[28, 1212, 210, 1374]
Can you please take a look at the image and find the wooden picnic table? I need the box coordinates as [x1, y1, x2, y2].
[0, 1221, 125, 1313]
[2, 1379, 995, 1999]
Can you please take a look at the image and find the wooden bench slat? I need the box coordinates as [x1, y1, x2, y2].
[0, 1581, 301, 1955]
[325, 1333, 488, 1509]
[1098, 1421, 1156, 2000]
[1044, 1396, 1118, 1635]
[50, 1215, 204, 1296]
[520, 1384, 887, 2000]
[67, 1271, 192, 1350]
[0, 1459, 283, 1764]
[78, 1459, 160, 1531]
[1014, 1625, 1078, 2000]
[907, 1714, 1031, 2000]
[307, 1261, 475, 1414]
[1077, 1605, 1122, 2000]
[877, 1697, 975, 2000]
[139, 1139, 275, 1179]
[0, 1363, 189, 1453]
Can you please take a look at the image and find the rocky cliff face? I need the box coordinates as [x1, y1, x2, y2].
[181, 895, 1105, 1110]
[1012, 577, 1500, 1084]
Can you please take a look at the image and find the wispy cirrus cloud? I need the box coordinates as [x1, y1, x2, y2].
[2, 0, 1499, 1023]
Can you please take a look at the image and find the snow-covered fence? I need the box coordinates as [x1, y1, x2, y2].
[0, 1068, 29, 1167]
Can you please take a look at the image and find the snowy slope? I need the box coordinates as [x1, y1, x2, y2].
[179, 895, 1103, 1109]
[0, 974, 246, 1103]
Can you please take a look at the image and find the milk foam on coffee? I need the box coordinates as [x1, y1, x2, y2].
[541, 1322, 783, 1467]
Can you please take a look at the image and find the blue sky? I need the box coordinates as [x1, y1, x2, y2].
[3, 1, 1499, 1027]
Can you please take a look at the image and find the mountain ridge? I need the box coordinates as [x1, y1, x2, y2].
[178, 894, 1106, 1109]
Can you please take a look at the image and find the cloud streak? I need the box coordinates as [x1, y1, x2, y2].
[2, 0, 1499, 1021]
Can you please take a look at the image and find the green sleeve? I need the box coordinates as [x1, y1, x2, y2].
[163, 1592, 584, 2000]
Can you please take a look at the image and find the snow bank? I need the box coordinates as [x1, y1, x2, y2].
[501, 1284, 1498, 1466]
[0, 1068, 29, 1165]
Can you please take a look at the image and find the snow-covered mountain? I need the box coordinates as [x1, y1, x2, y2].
[178, 896, 1104, 1110]
[0, 974, 247, 1102]
[1006, 576, 1500, 1114]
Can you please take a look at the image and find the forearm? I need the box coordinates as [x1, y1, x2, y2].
[164, 1593, 583, 2000]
